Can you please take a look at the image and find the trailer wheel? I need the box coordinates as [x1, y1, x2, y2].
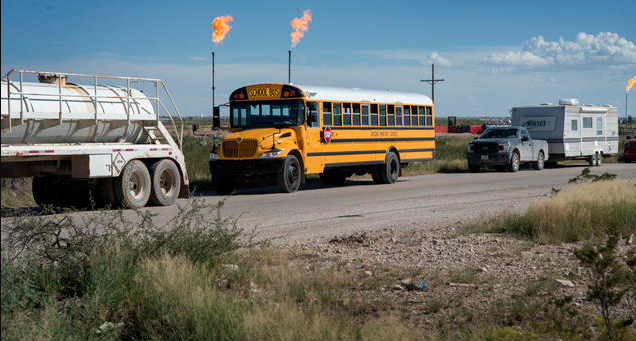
[509, 152, 520, 172]
[319, 169, 347, 186]
[277, 155, 301, 193]
[149, 159, 181, 206]
[114, 160, 151, 209]
[379, 152, 400, 184]
[533, 151, 545, 170]
[595, 152, 602, 166]
[32, 176, 55, 208]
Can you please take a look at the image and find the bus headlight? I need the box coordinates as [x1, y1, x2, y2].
[260, 149, 283, 158]
[209, 151, 219, 160]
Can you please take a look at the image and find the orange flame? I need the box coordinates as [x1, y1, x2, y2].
[212, 16, 233, 45]
[628, 76, 636, 93]
[290, 9, 312, 48]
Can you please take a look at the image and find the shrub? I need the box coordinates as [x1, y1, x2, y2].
[472, 180, 636, 243]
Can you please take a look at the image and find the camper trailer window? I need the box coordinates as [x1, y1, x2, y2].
[596, 117, 603, 135]
[583, 117, 593, 129]
[571, 119, 578, 131]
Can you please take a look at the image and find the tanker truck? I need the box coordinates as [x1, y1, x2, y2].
[1, 69, 189, 209]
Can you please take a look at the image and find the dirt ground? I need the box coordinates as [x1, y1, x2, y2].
[290, 223, 636, 333]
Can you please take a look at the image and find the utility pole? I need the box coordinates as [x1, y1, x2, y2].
[420, 63, 444, 103]
[211, 51, 215, 115]
[288, 50, 292, 83]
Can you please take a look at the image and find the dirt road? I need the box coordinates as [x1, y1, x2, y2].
[145, 163, 634, 244]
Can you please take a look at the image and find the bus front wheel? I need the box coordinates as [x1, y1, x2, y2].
[277, 155, 301, 193]
[212, 172, 236, 195]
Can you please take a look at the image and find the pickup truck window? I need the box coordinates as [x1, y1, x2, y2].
[481, 128, 518, 139]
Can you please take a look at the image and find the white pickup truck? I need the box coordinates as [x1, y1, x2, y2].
[467, 126, 549, 172]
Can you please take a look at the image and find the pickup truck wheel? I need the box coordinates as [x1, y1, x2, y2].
[533, 151, 545, 170]
[114, 160, 151, 209]
[379, 152, 400, 184]
[212, 172, 235, 195]
[277, 155, 301, 193]
[509, 152, 520, 172]
[149, 159, 181, 206]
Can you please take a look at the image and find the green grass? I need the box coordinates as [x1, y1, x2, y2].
[469, 179, 636, 244]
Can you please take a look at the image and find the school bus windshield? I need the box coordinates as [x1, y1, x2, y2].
[230, 100, 305, 128]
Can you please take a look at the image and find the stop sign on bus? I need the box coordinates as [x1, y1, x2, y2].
[323, 126, 332, 143]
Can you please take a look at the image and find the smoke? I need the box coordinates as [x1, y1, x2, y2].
[290, 9, 312, 48]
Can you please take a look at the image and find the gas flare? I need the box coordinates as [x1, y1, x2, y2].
[628, 76, 636, 93]
[212, 16, 233, 45]
[290, 9, 312, 48]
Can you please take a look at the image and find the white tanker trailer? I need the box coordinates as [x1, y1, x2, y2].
[1, 69, 189, 209]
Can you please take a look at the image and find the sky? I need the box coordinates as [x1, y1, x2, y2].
[1, 0, 635, 118]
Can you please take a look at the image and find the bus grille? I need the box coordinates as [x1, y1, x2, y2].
[223, 139, 258, 157]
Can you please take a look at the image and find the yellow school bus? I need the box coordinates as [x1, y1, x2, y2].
[209, 83, 435, 194]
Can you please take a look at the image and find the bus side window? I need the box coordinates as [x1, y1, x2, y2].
[379, 104, 386, 126]
[418, 106, 425, 126]
[342, 103, 352, 126]
[411, 105, 417, 126]
[352, 103, 361, 125]
[333, 103, 342, 126]
[361, 104, 369, 125]
[307, 101, 319, 128]
[323, 102, 332, 126]
[387, 105, 395, 126]
[396, 106, 402, 126]
[370, 104, 378, 126]
[403, 106, 410, 126]
[426, 106, 432, 126]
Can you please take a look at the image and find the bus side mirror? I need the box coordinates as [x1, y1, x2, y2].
[212, 106, 221, 129]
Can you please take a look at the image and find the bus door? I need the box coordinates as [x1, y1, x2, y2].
[304, 101, 322, 173]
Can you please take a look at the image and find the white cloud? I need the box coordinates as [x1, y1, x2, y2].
[481, 32, 636, 69]
[188, 56, 207, 61]
[422, 52, 452, 67]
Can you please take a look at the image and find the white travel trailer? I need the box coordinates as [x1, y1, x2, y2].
[510, 99, 619, 166]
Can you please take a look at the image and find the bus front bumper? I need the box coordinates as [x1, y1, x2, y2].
[209, 158, 285, 176]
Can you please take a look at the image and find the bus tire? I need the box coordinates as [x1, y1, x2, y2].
[277, 155, 301, 193]
[32, 176, 55, 208]
[212, 172, 235, 195]
[379, 152, 400, 184]
[320, 169, 347, 186]
[114, 160, 151, 209]
[149, 159, 181, 206]
[371, 166, 384, 184]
